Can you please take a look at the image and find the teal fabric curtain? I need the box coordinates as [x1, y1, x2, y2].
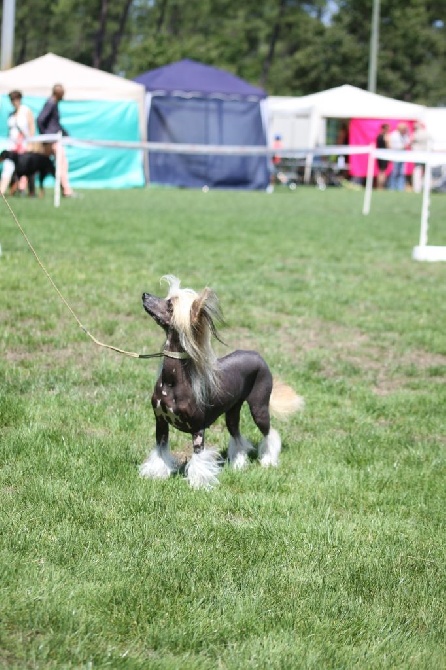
[0, 95, 145, 189]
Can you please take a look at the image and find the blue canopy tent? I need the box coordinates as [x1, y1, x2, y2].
[134, 59, 269, 190]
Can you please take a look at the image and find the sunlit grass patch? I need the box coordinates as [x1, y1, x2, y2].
[0, 187, 445, 668]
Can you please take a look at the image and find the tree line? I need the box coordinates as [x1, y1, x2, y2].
[5, 0, 446, 105]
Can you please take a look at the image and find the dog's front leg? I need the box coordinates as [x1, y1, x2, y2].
[192, 429, 205, 454]
[139, 415, 177, 479]
[185, 429, 222, 490]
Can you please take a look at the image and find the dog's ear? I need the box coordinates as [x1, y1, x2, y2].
[191, 288, 212, 326]
[191, 287, 225, 343]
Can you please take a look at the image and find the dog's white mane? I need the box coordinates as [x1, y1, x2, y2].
[161, 275, 221, 408]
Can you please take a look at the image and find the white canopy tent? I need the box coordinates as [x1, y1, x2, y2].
[280, 85, 425, 118]
[267, 85, 427, 182]
[268, 85, 426, 146]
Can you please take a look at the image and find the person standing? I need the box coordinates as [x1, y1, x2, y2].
[0, 90, 36, 195]
[336, 121, 350, 176]
[388, 123, 410, 191]
[411, 121, 430, 193]
[267, 134, 284, 191]
[37, 84, 74, 197]
[375, 123, 390, 189]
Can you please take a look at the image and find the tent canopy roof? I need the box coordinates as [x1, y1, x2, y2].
[135, 58, 266, 100]
[268, 85, 425, 120]
[0, 53, 145, 102]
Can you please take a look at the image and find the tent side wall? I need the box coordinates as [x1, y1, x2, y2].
[0, 95, 145, 188]
[266, 100, 320, 149]
[426, 108, 446, 151]
[349, 118, 417, 178]
[147, 95, 269, 190]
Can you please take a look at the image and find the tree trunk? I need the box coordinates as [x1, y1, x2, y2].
[156, 0, 169, 33]
[104, 0, 134, 72]
[93, 0, 109, 69]
[260, 0, 286, 88]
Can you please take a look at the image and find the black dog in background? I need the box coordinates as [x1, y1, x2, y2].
[0, 150, 55, 197]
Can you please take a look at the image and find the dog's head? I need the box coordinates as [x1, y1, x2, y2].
[142, 290, 173, 331]
[143, 275, 223, 360]
[0, 150, 14, 163]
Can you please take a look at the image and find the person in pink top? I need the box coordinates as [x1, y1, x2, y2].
[0, 90, 35, 195]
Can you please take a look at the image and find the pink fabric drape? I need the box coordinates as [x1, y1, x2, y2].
[349, 118, 414, 177]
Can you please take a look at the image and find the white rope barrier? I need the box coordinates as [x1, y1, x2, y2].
[19, 134, 446, 165]
[5, 134, 446, 260]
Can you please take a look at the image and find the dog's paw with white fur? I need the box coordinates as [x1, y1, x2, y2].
[185, 448, 222, 489]
[139, 445, 177, 479]
[228, 435, 254, 470]
[258, 428, 282, 467]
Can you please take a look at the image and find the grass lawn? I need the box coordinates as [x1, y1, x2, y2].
[0, 185, 445, 669]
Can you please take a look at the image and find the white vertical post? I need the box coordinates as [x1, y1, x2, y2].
[1, 0, 16, 70]
[362, 145, 375, 215]
[304, 107, 319, 184]
[419, 160, 431, 247]
[368, 0, 380, 93]
[54, 132, 62, 208]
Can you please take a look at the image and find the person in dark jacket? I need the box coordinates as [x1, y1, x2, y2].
[376, 123, 390, 190]
[37, 84, 74, 197]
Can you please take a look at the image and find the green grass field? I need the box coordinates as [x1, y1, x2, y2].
[1, 186, 445, 669]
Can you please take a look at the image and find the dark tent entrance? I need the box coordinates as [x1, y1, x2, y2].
[136, 60, 269, 190]
[149, 96, 267, 188]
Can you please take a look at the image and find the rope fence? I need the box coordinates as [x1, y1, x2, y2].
[34, 135, 446, 205]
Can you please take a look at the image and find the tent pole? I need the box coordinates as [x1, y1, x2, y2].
[1, 0, 15, 70]
[362, 144, 375, 215]
[304, 106, 318, 184]
[54, 132, 62, 208]
[419, 160, 432, 247]
[368, 0, 380, 93]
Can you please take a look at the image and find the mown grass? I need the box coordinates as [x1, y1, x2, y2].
[0, 185, 445, 669]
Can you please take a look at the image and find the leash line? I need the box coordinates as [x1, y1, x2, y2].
[1, 192, 168, 360]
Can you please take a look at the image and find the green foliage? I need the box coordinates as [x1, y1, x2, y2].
[0, 186, 445, 667]
[1, 0, 445, 104]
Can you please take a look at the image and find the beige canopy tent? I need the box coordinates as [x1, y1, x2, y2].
[0, 53, 147, 140]
[0, 53, 147, 191]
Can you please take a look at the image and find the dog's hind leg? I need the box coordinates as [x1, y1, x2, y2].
[185, 430, 221, 490]
[258, 428, 282, 467]
[226, 402, 254, 470]
[139, 416, 177, 479]
[9, 177, 18, 196]
[28, 174, 36, 197]
[247, 385, 282, 468]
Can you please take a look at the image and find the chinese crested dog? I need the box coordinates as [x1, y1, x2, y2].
[139, 276, 304, 489]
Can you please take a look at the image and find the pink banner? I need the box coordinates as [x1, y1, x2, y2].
[349, 118, 414, 177]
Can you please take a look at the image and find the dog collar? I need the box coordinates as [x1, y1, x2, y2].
[162, 349, 190, 360]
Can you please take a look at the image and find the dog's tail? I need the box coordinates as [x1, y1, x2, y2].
[269, 379, 304, 419]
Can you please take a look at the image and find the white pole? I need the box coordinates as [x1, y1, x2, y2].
[368, 0, 380, 92]
[54, 132, 62, 208]
[1, 0, 16, 70]
[304, 107, 318, 184]
[419, 160, 432, 247]
[362, 145, 375, 215]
